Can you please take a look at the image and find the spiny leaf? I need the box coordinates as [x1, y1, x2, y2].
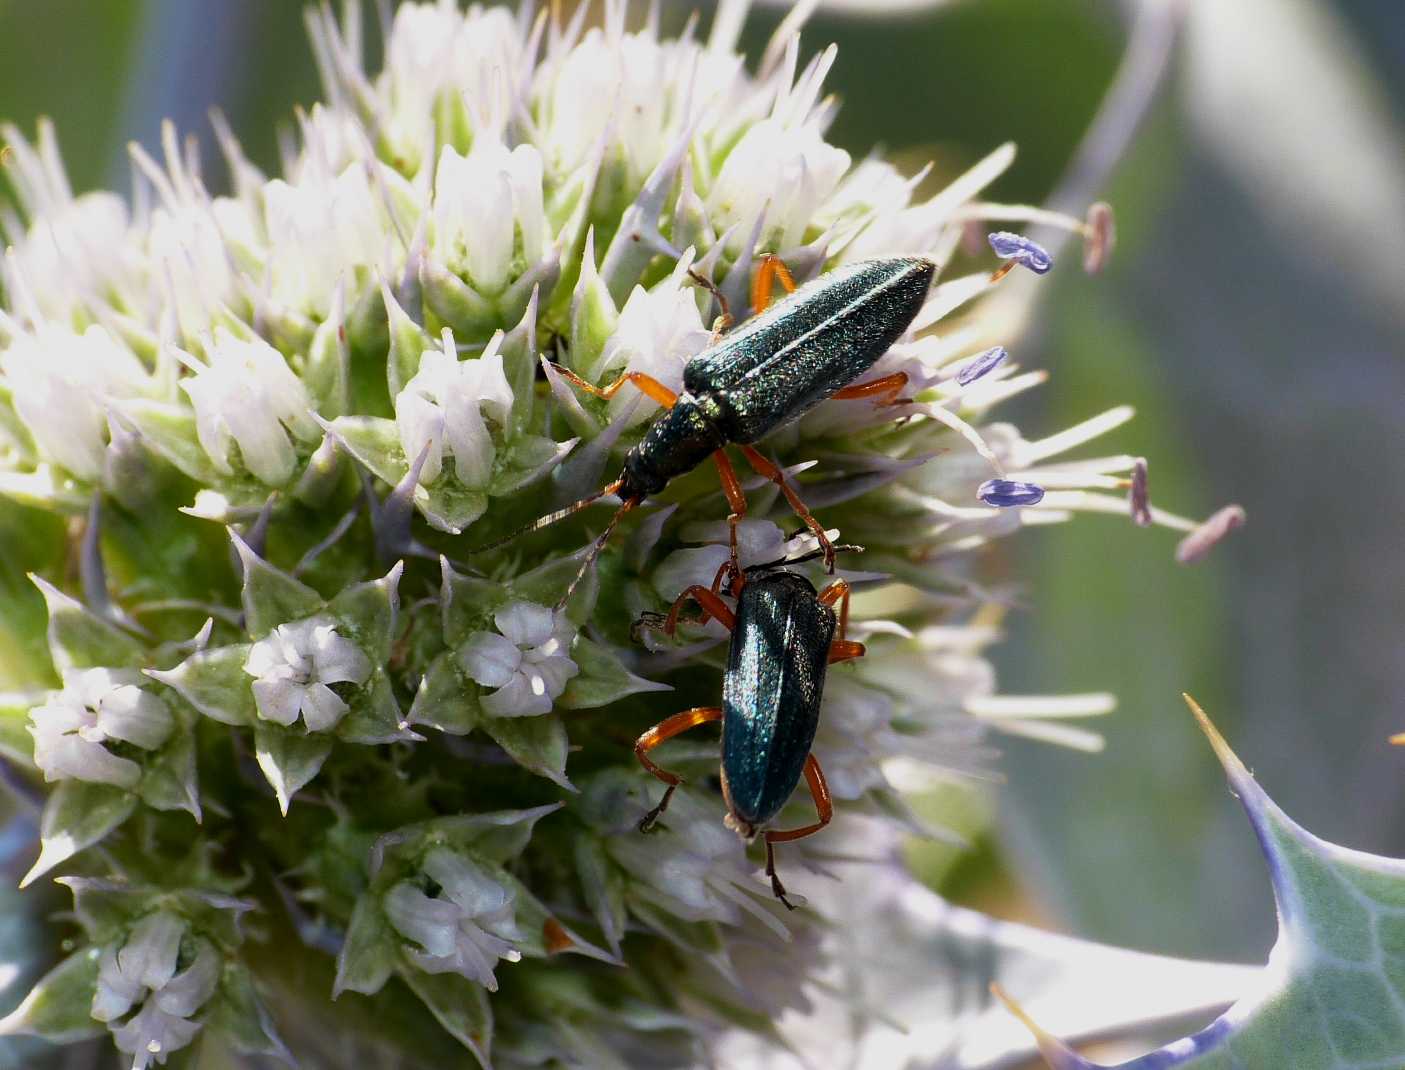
[232, 533, 324, 639]
[1010, 696, 1405, 1070]
[31, 574, 144, 673]
[22, 781, 136, 888]
[253, 722, 333, 816]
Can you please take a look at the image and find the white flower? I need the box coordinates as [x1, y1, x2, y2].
[132, 123, 258, 332]
[394, 329, 514, 487]
[92, 912, 221, 1070]
[432, 137, 547, 294]
[457, 600, 578, 717]
[179, 327, 320, 486]
[244, 616, 372, 732]
[261, 162, 388, 318]
[595, 269, 712, 426]
[384, 848, 523, 991]
[0, 325, 149, 480]
[376, 3, 529, 174]
[606, 789, 790, 940]
[28, 668, 174, 789]
[707, 117, 850, 253]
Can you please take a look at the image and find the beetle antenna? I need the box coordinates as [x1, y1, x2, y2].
[464, 479, 626, 554]
[555, 496, 639, 610]
[746, 543, 865, 574]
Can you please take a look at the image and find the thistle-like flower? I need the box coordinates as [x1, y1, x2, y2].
[0, 2, 1237, 1067]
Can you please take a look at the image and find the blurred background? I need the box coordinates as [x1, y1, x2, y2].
[1, 0, 1402, 980]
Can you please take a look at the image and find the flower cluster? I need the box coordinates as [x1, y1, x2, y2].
[0, 2, 1230, 1066]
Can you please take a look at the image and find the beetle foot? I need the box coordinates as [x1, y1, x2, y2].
[639, 784, 677, 832]
[630, 611, 668, 644]
[769, 873, 799, 911]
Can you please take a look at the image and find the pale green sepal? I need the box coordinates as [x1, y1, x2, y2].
[498, 872, 621, 966]
[559, 636, 669, 710]
[304, 282, 351, 418]
[499, 285, 541, 437]
[231, 532, 324, 638]
[146, 643, 257, 726]
[383, 277, 435, 399]
[113, 398, 221, 484]
[438, 559, 502, 649]
[137, 711, 202, 820]
[480, 712, 574, 792]
[0, 698, 35, 768]
[322, 415, 403, 488]
[333, 894, 399, 997]
[326, 561, 402, 662]
[401, 969, 493, 1069]
[487, 434, 578, 497]
[420, 256, 498, 339]
[407, 653, 483, 735]
[290, 431, 345, 508]
[499, 254, 560, 340]
[573, 836, 628, 958]
[505, 549, 600, 627]
[207, 962, 294, 1063]
[31, 574, 144, 673]
[324, 416, 489, 534]
[420, 476, 488, 535]
[1019, 698, 1405, 1070]
[568, 229, 618, 384]
[339, 671, 415, 745]
[21, 781, 137, 888]
[253, 721, 333, 816]
[0, 946, 103, 1044]
[368, 804, 563, 874]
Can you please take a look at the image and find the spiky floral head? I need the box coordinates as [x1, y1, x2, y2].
[0, 2, 1225, 1066]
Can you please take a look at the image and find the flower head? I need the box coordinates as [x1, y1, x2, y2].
[244, 616, 372, 731]
[179, 327, 319, 486]
[1, 325, 149, 481]
[394, 329, 514, 488]
[458, 600, 578, 717]
[384, 848, 523, 990]
[29, 668, 174, 788]
[92, 912, 221, 1069]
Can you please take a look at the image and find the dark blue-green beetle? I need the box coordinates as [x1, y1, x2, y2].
[502, 254, 935, 602]
[633, 555, 864, 908]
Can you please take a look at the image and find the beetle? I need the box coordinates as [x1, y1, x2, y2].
[631, 547, 866, 908]
[482, 254, 936, 602]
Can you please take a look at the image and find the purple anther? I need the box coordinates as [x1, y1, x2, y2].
[988, 231, 1053, 275]
[1129, 457, 1151, 527]
[1175, 504, 1246, 564]
[956, 346, 1008, 386]
[978, 478, 1045, 508]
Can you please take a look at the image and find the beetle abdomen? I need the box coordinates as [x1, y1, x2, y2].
[684, 257, 934, 443]
[720, 572, 837, 828]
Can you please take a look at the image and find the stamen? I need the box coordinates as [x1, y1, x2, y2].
[987, 231, 1053, 276]
[977, 479, 1045, 508]
[955, 346, 1007, 387]
[1129, 457, 1151, 527]
[1175, 504, 1246, 564]
[1083, 201, 1116, 274]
